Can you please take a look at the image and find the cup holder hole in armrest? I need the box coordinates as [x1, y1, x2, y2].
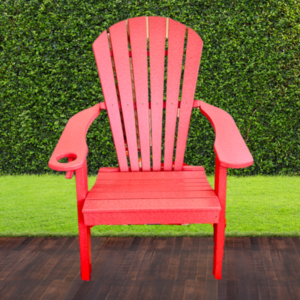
[57, 153, 77, 164]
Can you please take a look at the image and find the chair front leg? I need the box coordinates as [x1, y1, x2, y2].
[213, 158, 227, 279]
[75, 159, 92, 281]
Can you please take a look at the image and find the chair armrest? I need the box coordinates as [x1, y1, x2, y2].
[199, 100, 253, 169]
[48, 103, 101, 172]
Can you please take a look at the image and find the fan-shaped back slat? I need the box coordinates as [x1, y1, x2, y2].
[109, 21, 140, 171]
[93, 17, 203, 172]
[128, 17, 151, 171]
[149, 16, 166, 171]
[174, 28, 203, 170]
[93, 31, 128, 171]
[163, 19, 186, 171]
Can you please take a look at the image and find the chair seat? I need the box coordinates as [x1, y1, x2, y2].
[82, 167, 221, 226]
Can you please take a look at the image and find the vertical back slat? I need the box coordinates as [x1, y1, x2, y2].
[93, 31, 128, 171]
[149, 16, 166, 171]
[109, 21, 140, 171]
[174, 28, 203, 170]
[163, 19, 186, 171]
[128, 17, 150, 171]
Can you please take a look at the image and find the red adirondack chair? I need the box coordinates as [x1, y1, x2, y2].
[48, 16, 253, 281]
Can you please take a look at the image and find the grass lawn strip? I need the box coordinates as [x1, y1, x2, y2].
[0, 175, 299, 237]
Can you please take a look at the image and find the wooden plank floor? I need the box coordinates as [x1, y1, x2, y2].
[0, 237, 299, 300]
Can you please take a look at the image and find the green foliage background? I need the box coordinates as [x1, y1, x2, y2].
[0, 0, 299, 175]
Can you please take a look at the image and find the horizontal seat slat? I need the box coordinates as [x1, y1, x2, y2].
[90, 184, 212, 193]
[96, 170, 205, 180]
[87, 190, 216, 200]
[83, 198, 221, 212]
[94, 178, 209, 186]
[84, 211, 220, 226]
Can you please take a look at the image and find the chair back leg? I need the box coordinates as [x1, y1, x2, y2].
[213, 161, 227, 279]
[213, 221, 225, 279]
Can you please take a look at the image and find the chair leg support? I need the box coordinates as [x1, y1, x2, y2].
[213, 220, 225, 279]
[75, 161, 91, 281]
[78, 220, 92, 281]
[213, 160, 227, 280]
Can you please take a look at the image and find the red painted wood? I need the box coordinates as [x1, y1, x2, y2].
[84, 211, 220, 226]
[199, 101, 253, 168]
[99, 99, 201, 110]
[128, 17, 150, 171]
[96, 170, 205, 180]
[149, 16, 166, 171]
[83, 192, 220, 225]
[164, 19, 186, 171]
[91, 184, 213, 192]
[93, 31, 128, 171]
[213, 159, 227, 280]
[94, 179, 208, 186]
[75, 160, 92, 281]
[65, 158, 74, 179]
[110, 50, 168, 57]
[84, 198, 220, 212]
[48, 104, 100, 172]
[97, 164, 204, 173]
[174, 28, 203, 170]
[109, 21, 139, 171]
[87, 170, 214, 200]
[87, 190, 215, 200]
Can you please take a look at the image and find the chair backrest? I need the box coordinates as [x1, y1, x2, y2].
[93, 16, 203, 172]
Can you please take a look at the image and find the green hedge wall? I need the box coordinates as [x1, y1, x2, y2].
[1, 0, 299, 175]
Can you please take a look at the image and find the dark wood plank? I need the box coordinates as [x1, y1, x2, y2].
[205, 237, 215, 280]
[194, 277, 206, 300]
[196, 238, 208, 279]
[36, 237, 74, 280]
[233, 238, 249, 300]
[291, 237, 300, 259]
[166, 237, 184, 280]
[257, 281, 272, 300]
[276, 280, 293, 300]
[250, 237, 267, 282]
[0, 237, 298, 300]
[242, 237, 257, 281]
[186, 237, 200, 280]
[246, 280, 259, 300]
[267, 237, 287, 281]
[274, 237, 298, 281]
[226, 237, 236, 280]
[123, 237, 151, 280]
[183, 279, 196, 300]
[83, 237, 126, 300]
[139, 280, 155, 300]
[287, 279, 300, 300]
[171, 279, 185, 300]
[0, 237, 40, 280]
[4, 237, 47, 281]
[282, 237, 300, 278]
[160, 279, 175, 300]
[120, 237, 156, 299]
[92, 237, 136, 299]
[205, 279, 217, 300]
[218, 234, 227, 300]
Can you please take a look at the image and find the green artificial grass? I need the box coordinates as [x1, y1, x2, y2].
[0, 175, 299, 237]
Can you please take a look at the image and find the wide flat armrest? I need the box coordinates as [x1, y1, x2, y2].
[199, 101, 253, 169]
[48, 103, 101, 172]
